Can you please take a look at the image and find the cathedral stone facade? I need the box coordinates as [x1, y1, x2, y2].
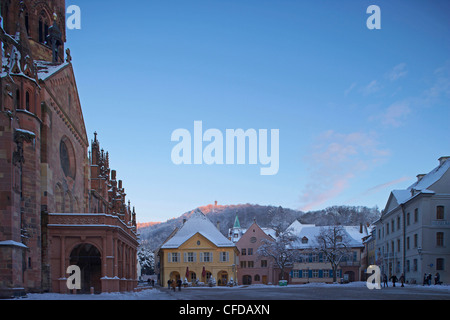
[0, 1, 139, 298]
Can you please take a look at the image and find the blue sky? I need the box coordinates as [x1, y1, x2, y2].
[66, 0, 450, 222]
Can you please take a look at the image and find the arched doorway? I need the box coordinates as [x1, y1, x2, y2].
[70, 244, 102, 294]
[243, 275, 252, 285]
[218, 271, 228, 286]
[170, 271, 180, 281]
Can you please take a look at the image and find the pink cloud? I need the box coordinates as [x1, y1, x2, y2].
[299, 130, 390, 212]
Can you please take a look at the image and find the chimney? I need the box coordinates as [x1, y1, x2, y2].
[438, 156, 450, 166]
[217, 221, 220, 230]
[360, 223, 363, 234]
[183, 218, 187, 225]
[214, 201, 218, 207]
[416, 174, 426, 182]
[111, 170, 116, 180]
[119, 180, 123, 189]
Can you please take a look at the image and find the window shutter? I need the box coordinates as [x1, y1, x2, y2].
[308, 270, 312, 278]
[319, 270, 323, 278]
[299, 270, 303, 278]
[200, 252, 204, 263]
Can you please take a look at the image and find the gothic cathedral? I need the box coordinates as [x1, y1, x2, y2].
[0, 1, 139, 298]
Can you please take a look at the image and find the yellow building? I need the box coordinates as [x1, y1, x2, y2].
[158, 209, 239, 286]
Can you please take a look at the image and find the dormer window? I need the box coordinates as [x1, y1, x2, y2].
[336, 236, 343, 243]
[302, 237, 308, 244]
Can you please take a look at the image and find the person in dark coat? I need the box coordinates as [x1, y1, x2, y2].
[171, 279, 177, 292]
[427, 273, 432, 285]
[168, 279, 172, 289]
[423, 273, 428, 286]
[177, 279, 182, 291]
[435, 273, 441, 285]
[399, 273, 405, 287]
[390, 274, 398, 287]
[382, 274, 388, 288]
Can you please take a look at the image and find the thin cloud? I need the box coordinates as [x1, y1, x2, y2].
[346, 176, 411, 204]
[387, 63, 408, 81]
[344, 82, 357, 96]
[361, 80, 381, 95]
[299, 130, 390, 212]
[380, 101, 411, 127]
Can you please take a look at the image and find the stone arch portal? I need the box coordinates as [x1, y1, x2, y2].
[69, 244, 102, 294]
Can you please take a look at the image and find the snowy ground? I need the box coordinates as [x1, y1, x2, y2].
[16, 288, 171, 300]
[10, 282, 450, 300]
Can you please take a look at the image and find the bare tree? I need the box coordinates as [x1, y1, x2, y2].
[257, 227, 299, 281]
[312, 226, 352, 283]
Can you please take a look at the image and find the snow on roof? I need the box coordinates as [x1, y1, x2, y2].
[408, 158, 450, 192]
[390, 157, 449, 206]
[287, 220, 316, 234]
[289, 225, 365, 249]
[161, 209, 235, 249]
[0, 240, 28, 249]
[391, 190, 412, 206]
[35, 60, 70, 80]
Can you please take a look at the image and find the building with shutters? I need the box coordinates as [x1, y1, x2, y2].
[157, 209, 239, 286]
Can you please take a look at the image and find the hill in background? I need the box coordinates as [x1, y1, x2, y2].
[137, 204, 380, 251]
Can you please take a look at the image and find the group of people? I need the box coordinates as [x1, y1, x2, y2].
[381, 272, 442, 287]
[167, 279, 183, 291]
[382, 273, 405, 287]
[423, 272, 441, 286]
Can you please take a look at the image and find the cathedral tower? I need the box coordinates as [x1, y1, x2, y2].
[1, 0, 66, 62]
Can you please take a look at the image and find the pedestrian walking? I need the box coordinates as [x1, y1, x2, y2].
[390, 274, 398, 287]
[427, 273, 432, 286]
[399, 273, 405, 287]
[435, 273, 441, 285]
[171, 279, 177, 292]
[423, 273, 427, 286]
[168, 279, 172, 290]
[383, 274, 388, 288]
[177, 279, 182, 291]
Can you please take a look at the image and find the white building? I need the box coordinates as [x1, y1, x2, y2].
[288, 221, 369, 283]
[375, 156, 450, 284]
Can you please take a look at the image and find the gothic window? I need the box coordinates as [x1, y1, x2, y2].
[16, 89, 20, 109]
[25, 91, 30, 111]
[60, 137, 76, 179]
[25, 11, 30, 35]
[38, 12, 50, 44]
